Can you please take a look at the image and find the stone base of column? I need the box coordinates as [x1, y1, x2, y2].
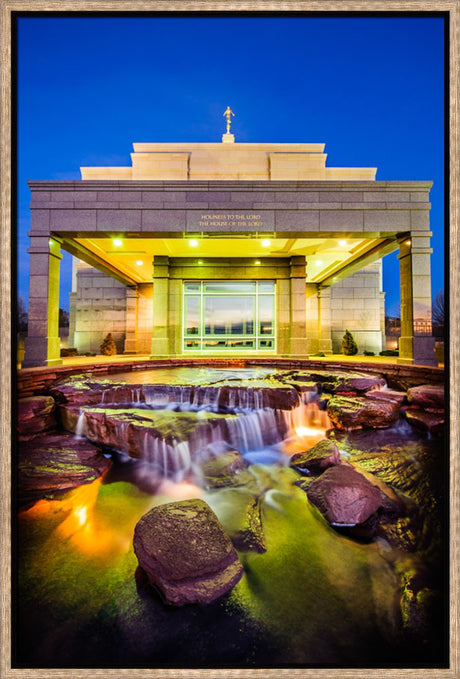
[124, 338, 138, 354]
[150, 337, 170, 358]
[397, 335, 437, 366]
[22, 336, 63, 368]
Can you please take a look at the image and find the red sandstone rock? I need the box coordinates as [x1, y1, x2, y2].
[287, 370, 386, 394]
[17, 396, 56, 439]
[405, 409, 444, 435]
[365, 389, 407, 406]
[133, 499, 244, 605]
[306, 465, 382, 527]
[17, 432, 111, 507]
[327, 395, 401, 430]
[290, 439, 340, 474]
[407, 385, 445, 410]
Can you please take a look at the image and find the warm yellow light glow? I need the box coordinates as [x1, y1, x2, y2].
[75, 505, 88, 526]
[315, 260, 323, 266]
[338, 239, 347, 247]
[255, 260, 261, 265]
[405, 240, 411, 246]
[261, 239, 271, 247]
[296, 426, 324, 437]
[136, 260, 144, 266]
[189, 239, 199, 247]
[112, 238, 123, 247]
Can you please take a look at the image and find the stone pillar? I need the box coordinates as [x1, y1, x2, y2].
[68, 292, 77, 348]
[289, 256, 308, 358]
[23, 235, 63, 367]
[150, 256, 170, 358]
[317, 287, 333, 354]
[397, 234, 436, 365]
[124, 286, 139, 354]
[305, 284, 319, 354]
[276, 278, 290, 356]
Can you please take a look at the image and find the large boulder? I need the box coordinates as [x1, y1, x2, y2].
[17, 396, 56, 440]
[327, 395, 401, 430]
[17, 432, 111, 507]
[290, 439, 340, 475]
[306, 465, 383, 528]
[133, 499, 244, 605]
[407, 385, 445, 410]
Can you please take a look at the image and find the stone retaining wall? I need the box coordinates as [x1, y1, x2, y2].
[16, 357, 444, 398]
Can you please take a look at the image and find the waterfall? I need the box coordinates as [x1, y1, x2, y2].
[140, 431, 193, 481]
[225, 408, 281, 453]
[284, 397, 331, 438]
[74, 410, 86, 439]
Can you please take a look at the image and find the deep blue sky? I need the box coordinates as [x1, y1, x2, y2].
[16, 14, 446, 314]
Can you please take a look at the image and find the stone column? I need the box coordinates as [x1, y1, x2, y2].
[289, 256, 308, 358]
[124, 286, 139, 354]
[150, 256, 170, 358]
[317, 287, 333, 354]
[23, 235, 63, 367]
[397, 234, 436, 365]
[68, 292, 77, 348]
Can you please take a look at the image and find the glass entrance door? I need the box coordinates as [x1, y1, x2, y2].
[183, 281, 275, 352]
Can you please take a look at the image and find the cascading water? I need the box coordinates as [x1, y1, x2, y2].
[74, 410, 86, 439]
[70, 372, 334, 484]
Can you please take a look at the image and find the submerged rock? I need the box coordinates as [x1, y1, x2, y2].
[133, 499, 244, 605]
[327, 394, 401, 430]
[200, 444, 252, 488]
[17, 396, 56, 440]
[17, 432, 111, 507]
[290, 439, 340, 475]
[306, 465, 383, 530]
[209, 487, 266, 553]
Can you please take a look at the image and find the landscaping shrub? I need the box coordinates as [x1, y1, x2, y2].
[379, 349, 399, 356]
[100, 333, 117, 356]
[363, 351, 375, 356]
[341, 329, 358, 356]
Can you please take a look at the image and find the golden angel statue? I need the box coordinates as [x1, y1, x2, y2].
[223, 106, 235, 134]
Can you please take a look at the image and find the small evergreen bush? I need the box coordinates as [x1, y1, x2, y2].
[341, 329, 358, 356]
[379, 349, 399, 357]
[363, 350, 375, 356]
[100, 333, 117, 356]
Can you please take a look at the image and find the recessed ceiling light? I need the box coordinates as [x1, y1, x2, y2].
[189, 239, 199, 247]
[338, 239, 347, 247]
[261, 239, 271, 247]
[113, 238, 123, 247]
[315, 260, 323, 266]
[136, 260, 144, 266]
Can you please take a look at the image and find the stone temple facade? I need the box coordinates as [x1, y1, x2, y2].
[24, 138, 436, 367]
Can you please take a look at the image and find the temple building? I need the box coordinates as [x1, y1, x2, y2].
[24, 131, 436, 367]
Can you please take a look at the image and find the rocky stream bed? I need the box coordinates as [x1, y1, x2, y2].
[15, 366, 448, 668]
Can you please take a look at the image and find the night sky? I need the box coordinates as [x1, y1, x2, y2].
[16, 13, 446, 314]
